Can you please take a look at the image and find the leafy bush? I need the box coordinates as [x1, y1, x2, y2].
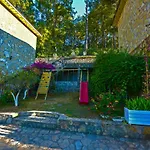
[0, 91, 13, 104]
[2, 70, 40, 92]
[91, 92, 125, 116]
[90, 50, 145, 97]
[126, 97, 150, 110]
[0, 70, 40, 106]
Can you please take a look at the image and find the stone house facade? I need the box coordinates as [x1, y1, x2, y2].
[0, 0, 41, 74]
[113, 0, 150, 53]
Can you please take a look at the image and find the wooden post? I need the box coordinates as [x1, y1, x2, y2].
[87, 69, 89, 82]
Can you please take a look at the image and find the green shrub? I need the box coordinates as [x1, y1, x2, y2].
[91, 92, 125, 116]
[0, 70, 40, 106]
[2, 70, 40, 92]
[126, 97, 150, 110]
[0, 91, 13, 104]
[90, 50, 145, 97]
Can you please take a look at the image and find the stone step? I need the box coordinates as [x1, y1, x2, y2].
[13, 116, 58, 129]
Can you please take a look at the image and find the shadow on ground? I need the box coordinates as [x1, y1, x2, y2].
[0, 124, 150, 150]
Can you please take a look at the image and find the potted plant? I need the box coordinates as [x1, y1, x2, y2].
[125, 97, 150, 125]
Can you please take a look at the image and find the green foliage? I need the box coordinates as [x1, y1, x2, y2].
[91, 92, 124, 116]
[90, 49, 145, 97]
[126, 97, 150, 110]
[8, 0, 119, 57]
[1, 70, 40, 93]
[88, 0, 118, 49]
[0, 91, 13, 104]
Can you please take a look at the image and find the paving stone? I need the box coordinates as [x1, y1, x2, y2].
[86, 134, 98, 140]
[42, 135, 51, 141]
[40, 130, 50, 135]
[75, 140, 83, 150]
[48, 141, 55, 148]
[50, 142, 59, 148]
[58, 139, 70, 149]
[96, 143, 109, 150]
[63, 147, 70, 150]
[0, 124, 149, 150]
[71, 135, 83, 140]
[82, 146, 88, 150]
[52, 135, 59, 142]
[69, 144, 75, 150]
[87, 144, 95, 150]
[62, 135, 70, 139]
[81, 138, 91, 146]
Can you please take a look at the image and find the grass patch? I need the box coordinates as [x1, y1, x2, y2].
[0, 92, 99, 119]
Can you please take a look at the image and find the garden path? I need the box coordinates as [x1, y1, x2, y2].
[0, 124, 149, 150]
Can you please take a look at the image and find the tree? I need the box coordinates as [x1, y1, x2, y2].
[8, 0, 119, 56]
[1, 71, 39, 106]
[35, 0, 76, 57]
[88, 0, 118, 49]
[84, 0, 89, 54]
[9, 0, 35, 24]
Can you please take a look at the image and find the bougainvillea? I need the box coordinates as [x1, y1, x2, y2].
[24, 60, 55, 71]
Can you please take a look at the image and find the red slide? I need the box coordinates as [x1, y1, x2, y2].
[79, 81, 89, 104]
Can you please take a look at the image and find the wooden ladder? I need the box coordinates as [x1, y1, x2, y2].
[35, 71, 52, 100]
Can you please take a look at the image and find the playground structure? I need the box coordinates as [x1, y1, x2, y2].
[35, 72, 52, 100]
[79, 69, 89, 104]
[35, 56, 95, 102]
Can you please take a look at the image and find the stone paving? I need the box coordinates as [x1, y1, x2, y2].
[0, 124, 150, 150]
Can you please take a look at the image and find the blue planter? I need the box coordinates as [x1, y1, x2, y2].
[124, 107, 150, 126]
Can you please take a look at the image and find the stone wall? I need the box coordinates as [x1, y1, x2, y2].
[0, 113, 18, 124]
[118, 0, 150, 52]
[0, 4, 37, 49]
[1, 111, 150, 140]
[0, 29, 35, 74]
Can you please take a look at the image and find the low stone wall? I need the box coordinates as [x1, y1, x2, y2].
[58, 115, 102, 135]
[0, 111, 150, 140]
[58, 115, 150, 139]
[0, 113, 18, 124]
[18, 111, 61, 119]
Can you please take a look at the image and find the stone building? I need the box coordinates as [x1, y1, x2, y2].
[113, 0, 150, 53]
[0, 0, 41, 74]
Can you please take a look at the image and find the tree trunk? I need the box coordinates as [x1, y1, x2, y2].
[11, 91, 21, 107]
[85, 0, 89, 54]
[23, 89, 28, 100]
[101, 15, 105, 48]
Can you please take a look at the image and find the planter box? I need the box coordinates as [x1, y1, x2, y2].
[124, 107, 150, 126]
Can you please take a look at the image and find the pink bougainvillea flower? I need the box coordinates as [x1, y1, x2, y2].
[23, 60, 55, 71]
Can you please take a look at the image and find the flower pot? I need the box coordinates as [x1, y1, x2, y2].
[124, 107, 150, 125]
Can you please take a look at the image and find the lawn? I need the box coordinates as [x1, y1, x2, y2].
[0, 92, 99, 119]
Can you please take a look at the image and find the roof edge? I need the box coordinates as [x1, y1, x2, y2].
[113, 0, 128, 27]
[0, 0, 42, 37]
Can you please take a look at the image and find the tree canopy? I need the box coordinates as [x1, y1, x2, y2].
[9, 0, 118, 57]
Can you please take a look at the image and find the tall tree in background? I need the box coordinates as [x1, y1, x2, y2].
[9, 0, 35, 24]
[73, 16, 86, 54]
[88, 0, 118, 50]
[35, 0, 76, 57]
[8, 0, 119, 57]
[84, 0, 89, 54]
